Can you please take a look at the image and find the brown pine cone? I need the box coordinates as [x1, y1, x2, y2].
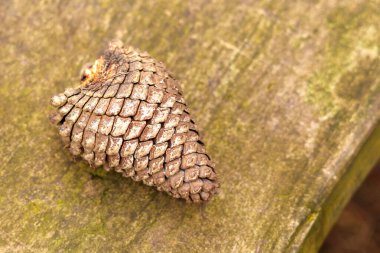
[50, 41, 219, 203]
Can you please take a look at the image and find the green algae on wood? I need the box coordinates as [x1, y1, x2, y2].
[0, 0, 379, 252]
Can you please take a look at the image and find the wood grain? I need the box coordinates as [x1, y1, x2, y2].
[0, 1, 379, 252]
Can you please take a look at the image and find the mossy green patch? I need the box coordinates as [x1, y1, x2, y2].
[307, 3, 380, 115]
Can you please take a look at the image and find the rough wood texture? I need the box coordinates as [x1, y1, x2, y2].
[0, 1, 379, 252]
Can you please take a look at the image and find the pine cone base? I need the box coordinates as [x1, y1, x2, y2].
[50, 41, 219, 203]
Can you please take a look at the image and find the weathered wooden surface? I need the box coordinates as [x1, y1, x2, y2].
[0, 1, 379, 252]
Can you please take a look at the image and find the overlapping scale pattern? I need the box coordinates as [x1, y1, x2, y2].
[50, 42, 219, 203]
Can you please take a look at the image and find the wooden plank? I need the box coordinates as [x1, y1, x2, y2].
[299, 124, 380, 253]
[0, 0, 379, 252]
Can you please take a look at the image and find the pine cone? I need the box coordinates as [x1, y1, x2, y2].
[50, 41, 219, 203]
